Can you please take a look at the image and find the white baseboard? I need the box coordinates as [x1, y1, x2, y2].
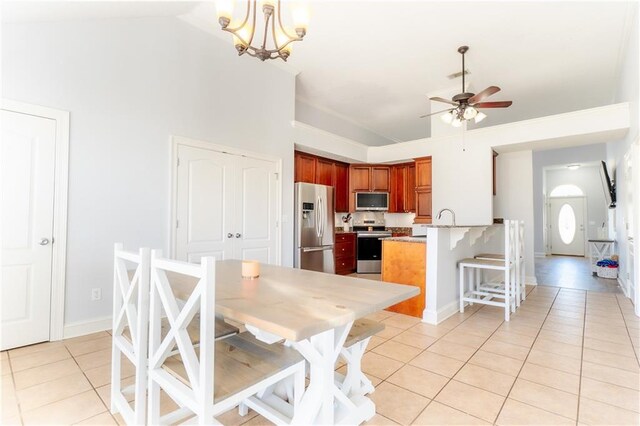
[62, 316, 112, 340]
[618, 277, 629, 298]
[526, 276, 538, 285]
[423, 300, 462, 325]
[534, 252, 546, 258]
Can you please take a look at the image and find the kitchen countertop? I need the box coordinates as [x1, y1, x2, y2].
[383, 236, 427, 244]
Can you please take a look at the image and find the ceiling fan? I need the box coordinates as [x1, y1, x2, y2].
[421, 46, 513, 126]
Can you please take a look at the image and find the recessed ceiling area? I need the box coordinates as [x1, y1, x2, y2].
[3, 1, 634, 147]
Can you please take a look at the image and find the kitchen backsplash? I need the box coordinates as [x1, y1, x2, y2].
[334, 212, 415, 229]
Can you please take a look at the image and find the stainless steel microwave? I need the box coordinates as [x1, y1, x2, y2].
[355, 192, 389, 211]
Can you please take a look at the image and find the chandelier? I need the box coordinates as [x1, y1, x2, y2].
[215, 0, 309, 61]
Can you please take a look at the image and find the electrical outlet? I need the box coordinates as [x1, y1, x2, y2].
[91, 288, 102, 301]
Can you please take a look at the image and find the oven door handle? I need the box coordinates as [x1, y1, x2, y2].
[357, 234, 392, 238]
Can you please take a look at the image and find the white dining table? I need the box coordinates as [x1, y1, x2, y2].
[167, 259, 419, 425]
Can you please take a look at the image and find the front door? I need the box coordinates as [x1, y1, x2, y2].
[550, 197, 585, 256]
[1, 110, 56, 350]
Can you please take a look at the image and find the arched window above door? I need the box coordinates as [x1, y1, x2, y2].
[549, 184, 583, 197]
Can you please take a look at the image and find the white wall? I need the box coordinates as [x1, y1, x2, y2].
[295, 98, 394, 147]
[545, 165, 608, 252]
[2, 17, 296, 326]
[606, 3, 639, 310]
[532, 144, 608, 254]
[493, 151, 535, 283]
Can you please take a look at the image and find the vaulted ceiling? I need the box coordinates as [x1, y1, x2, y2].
[4, 1, 635, 145]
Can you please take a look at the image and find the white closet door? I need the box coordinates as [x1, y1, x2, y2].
[175, 145, 235, 263]
[234, 156, 278, 264]
[1, 110, 56, 350]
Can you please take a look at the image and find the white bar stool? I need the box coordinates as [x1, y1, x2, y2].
[458, 220, 517, 321]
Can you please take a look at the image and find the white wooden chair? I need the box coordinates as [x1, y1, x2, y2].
[336, 319, 384, 397]
[475, 220, 526, 305]
[111, 245, 240, 425]
[111, 243, 150, 426]
[458, 220, 517, 321]
[147, 252, 306, 425]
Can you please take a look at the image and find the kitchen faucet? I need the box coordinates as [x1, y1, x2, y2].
[436, 208, 456, 226]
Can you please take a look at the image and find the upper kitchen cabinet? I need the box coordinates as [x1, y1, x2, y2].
[349, 165, 390, 192]
[333, 162, 349, 213]
[371, 166, 391, 192]
[349, 166, 371, 192]
[315, 157, 334, 186]
[390, 162, 416, 213]
[295, 152, 316, 184]
[294, 151, 350, 213]
[414, 156, 432, 223]
[415, 156, 432, 190]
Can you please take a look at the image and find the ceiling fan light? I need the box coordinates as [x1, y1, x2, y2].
[441, 111, 454, 124]
[451, 117, 462, 128]
[474, 112, 487, 123]
[463, 107, 478, 120]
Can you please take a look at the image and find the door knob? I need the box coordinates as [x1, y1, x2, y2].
[39, 238, 50, 246]
[235, 233, 242, 238]
[227, 233, 234, 238]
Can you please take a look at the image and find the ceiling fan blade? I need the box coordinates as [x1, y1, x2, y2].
[473, 101, 512, 108]
[420, 109, 454, 119]
[468, 86, 501, 104]
[429, 96, 457, 106]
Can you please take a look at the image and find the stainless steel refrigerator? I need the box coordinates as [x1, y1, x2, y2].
[294, 183, 335, 273]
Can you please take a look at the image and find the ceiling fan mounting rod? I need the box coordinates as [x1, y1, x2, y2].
[458, 45, 468, 94]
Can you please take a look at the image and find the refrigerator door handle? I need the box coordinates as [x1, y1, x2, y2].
[315, 196, 321, 239]
[319, 196, 324, 238]
[302, 246, 333, 253]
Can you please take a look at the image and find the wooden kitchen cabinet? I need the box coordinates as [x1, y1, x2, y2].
[295, 152, 316, 184]
[333, 162, 349, 213]
[390, 162, 416, 213]
[335, 233, 356, 275]
[294, 151, 350, 213]
[315, 158, 334, 186]
[349, 166, 371, 192]
[371, 166, 391, 192]
[406, 163, 416, 212]
[414, 157, 432, 223]
[349, 165, 390, 192]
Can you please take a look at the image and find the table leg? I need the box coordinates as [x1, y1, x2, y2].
[288, 322, 375, 425]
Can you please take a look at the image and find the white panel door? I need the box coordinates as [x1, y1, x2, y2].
[1, 110, 56, 350]
[175, 145, 235, 263]
[234, 157, 278, 264]
[550, 197, 585, 256]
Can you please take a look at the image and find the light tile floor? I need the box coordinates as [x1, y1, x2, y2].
[1, 285, 639, 425]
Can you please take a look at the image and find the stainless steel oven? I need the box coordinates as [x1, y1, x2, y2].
[355, 227, 391, 273]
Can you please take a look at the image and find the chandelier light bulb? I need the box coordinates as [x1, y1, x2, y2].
[474, 111, 487, 123]
[441, 111, 454, 124]
[215, 0, 235, 23]
[291, 2, 310, 31]
[463, 107, 478, 120]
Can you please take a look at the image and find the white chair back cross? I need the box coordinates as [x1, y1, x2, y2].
[111, 243, 150, 425]
[147, 251, 216, 424]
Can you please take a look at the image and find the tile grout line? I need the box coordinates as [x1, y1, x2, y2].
[492, 286, 568, 424]
[573, 288, 588, 424]
[614, 293, 640, 367]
